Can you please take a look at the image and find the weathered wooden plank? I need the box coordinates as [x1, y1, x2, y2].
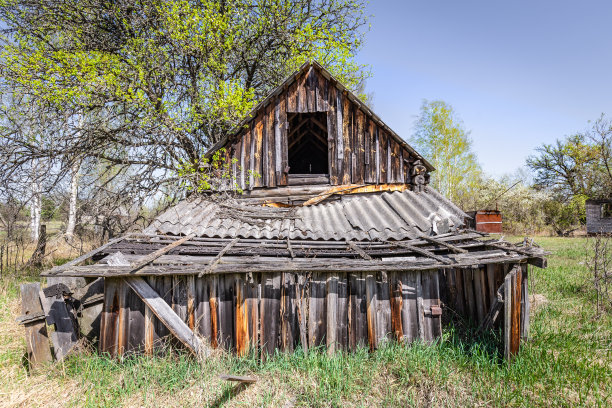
[379, 130, 388, 184]
[453, 268, 467, 318]
[389, 272, 403, 342]
[199, 238, 240, 277]
[296, 273, 308, 353]
[355, 110, 365, 184]
[247, 274, 259, 350]
[39, 286, 78, 361]
[473, 268, 486, 324]
[248, 123, 255, 189]
[487, 264, 496, 311]
[463, 268, 476, 322]
[308, 272, 326, 348]
[186, 275, 196, 330]
[219, 274, 235, 350]
[268, 103, 277, 187]
[279, 98, 289, 185]
[327, 87, 338, 184]
[317, 69, 329, 111]
[365, 273, 378, 350]
[235, 275, 249, 356]
[172, 276, 187, 323]
[306, 66, 315, 112]
[348, 272, 367, 350]
[144, 276, 161, 353]
[390, 241, 453, 264]
[420, 271, 432, 342]
[401, 271, 418, 342]
[124, 277, 209, 357]
[20, 283, 52, 367]
[521, 264, 530, 340]
[364, 119, 372, 181]
[130, 234, 194, 273]
[144, 302, 154, 355]
[419, 235, 468, 254]
[333, 272, 347, 351]
[431, 271, 442, 339]
[416, 272, 425, 341]
[511, 266, 522, 356]
[395, 141, 402, 183]
[297, 70, 307, 112]
[341, 94, 351, 184]
[254, 117, 264, 188]
[376, 273, 391, 345]
[347, 241, 372, 260]
[100, 278, 119, 356]
[220, 374, 257, 384]
[262, 105, 269, 187]
[127, 283, 146, 353]
[274, 98, 282, 185]
[326, 274, 338, 354]
[280, 272, 297, 352]
[260, 273, 281, 356]
[504, 269, 513, 361]
[287, 80, 297, 112]
[159, 276, 173, 339]
[209, 275, 219, 348]
[195, 277, 211, 343]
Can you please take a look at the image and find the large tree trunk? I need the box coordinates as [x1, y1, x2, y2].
[65, 160, 79, 240]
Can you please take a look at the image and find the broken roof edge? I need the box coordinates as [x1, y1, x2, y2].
[204, 60, 435, 172]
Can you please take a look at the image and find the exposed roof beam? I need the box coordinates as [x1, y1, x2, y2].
[199, 237, 240, 277]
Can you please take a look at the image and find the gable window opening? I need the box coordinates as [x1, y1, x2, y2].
[287, 112, 329, 175]
[601, 203, 612, 219]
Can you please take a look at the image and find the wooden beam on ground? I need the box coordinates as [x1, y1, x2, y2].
[219, 374, 257, 383]
[418, 235, 468, 254]
[199, 237, 240, 277]
[388, 241, 454, 265]
[131, 234, 195, 272]
[124, 276, 210, 357]
[347, 241, 372, 260]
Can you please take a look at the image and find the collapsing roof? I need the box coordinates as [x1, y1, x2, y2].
[144, 187, 466, 241]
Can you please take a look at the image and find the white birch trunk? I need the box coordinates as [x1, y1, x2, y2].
[30, 177, 41, 241]
[65, 160, 79, 240]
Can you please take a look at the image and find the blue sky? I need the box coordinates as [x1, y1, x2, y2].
[357, 1, 612, 177]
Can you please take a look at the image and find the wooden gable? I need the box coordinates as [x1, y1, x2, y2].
[212, 62, 433, 190]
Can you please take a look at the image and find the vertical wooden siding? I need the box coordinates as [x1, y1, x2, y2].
[441, 264, 529, 359]
[100, 270, 443, 357]
[223, 67, 418, 188]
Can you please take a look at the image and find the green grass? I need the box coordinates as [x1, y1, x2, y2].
[0, 236, 610, 407]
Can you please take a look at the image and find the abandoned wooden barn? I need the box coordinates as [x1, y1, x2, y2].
[22, 62, 547, 366]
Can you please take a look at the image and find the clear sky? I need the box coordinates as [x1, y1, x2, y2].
[357, 0, 612, 177]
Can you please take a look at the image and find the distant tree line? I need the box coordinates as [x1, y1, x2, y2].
[412, 102, 611, 236]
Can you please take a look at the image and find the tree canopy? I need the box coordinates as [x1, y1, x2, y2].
[410, 100, 481, 204]
[0, 0, 369, 236]
[527, 114, 612, 200]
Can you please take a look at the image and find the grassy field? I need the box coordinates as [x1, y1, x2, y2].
[0, 236, 610, 407]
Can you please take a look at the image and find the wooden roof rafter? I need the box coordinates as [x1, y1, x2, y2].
[42, 232, 548, 279]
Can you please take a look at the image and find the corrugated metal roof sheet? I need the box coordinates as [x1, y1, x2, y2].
[144, 187, 467, 241]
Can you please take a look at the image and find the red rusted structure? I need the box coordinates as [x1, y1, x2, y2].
[467, 210, 503, 233]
